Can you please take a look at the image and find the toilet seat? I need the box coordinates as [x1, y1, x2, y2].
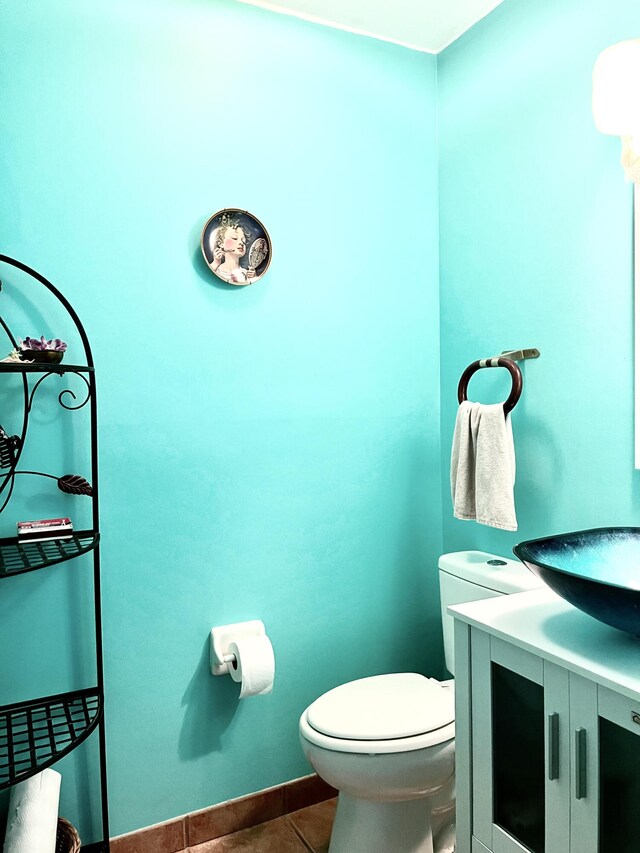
[300, 674, 455, 755]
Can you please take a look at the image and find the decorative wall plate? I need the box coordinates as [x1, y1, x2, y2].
[201, 209, 272, 286]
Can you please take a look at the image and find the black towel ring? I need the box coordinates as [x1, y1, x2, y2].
[457, 356, 523, 416]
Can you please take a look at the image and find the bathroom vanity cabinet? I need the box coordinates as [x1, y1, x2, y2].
[451, 588, 640, 853]
[0, 256, 109, 851]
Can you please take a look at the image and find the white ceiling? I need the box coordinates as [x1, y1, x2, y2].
[236, 0, 506, 53]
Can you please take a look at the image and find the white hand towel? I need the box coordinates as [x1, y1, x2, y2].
[450, 401, 517, 531]
[4, 768, 61, 853]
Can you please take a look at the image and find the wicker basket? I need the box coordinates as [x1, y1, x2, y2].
[56, 817, 81, 853]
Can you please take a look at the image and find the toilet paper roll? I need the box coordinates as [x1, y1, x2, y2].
[229, 635, 275, 698]
[4, 768, 61, 853]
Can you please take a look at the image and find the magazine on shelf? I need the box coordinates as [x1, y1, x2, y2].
[17, 517, 74, 543]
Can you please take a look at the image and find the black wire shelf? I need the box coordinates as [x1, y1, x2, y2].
[0, 530, 99, 579]
[0, 256, 109, 847]
[0, 363, 94, 374]
[0, 688, 103, 790]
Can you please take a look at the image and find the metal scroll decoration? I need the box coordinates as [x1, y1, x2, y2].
[0, 452, 93, 520]
[0, 427, 21, 471]
[27, 370, 92, 413]
[0, 421, 92, 512]
[0, 254, 98, 516]
[57, 474, 93, 495]
[12, 471, 93, 495]
[201, 209, 272, 286]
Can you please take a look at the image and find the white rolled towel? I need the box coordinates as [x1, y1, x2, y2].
[4, 768, 61, 853]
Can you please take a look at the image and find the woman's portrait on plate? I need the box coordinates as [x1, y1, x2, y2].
[201, 209, 271, 286]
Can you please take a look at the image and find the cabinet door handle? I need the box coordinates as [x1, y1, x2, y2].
[574, 727, 587, 799]
[547, 712, 560, 780]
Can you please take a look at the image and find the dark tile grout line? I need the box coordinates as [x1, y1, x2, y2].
[174, 813, 321, 852]
[110, 777, 337, 852]
[284, 813, 316, 852]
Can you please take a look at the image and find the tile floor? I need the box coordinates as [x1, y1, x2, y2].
[188, 799, 336, 852]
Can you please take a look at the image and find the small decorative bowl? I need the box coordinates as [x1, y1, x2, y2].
[20, 349, 65, 364]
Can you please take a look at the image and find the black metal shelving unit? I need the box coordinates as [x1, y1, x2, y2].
[0, 255, 109, 852]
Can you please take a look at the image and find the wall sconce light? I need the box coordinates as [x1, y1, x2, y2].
[592, 39, 640, 467]
[593, 39, 640, 182]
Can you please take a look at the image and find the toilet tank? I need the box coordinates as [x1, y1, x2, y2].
[439, 550, 542, 676]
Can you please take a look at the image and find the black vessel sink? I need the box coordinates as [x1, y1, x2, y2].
[514, 528, 640, 636]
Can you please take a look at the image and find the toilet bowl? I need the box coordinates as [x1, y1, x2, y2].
[299, 674, 455, 853]
[299, 551, 544, 853]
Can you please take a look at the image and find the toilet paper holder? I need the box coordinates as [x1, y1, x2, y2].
[210, 620, 267, 676]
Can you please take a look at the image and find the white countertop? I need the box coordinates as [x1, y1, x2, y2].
[449, 589, 640, 701]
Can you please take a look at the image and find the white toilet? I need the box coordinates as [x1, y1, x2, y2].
[299, 550, 542, 853]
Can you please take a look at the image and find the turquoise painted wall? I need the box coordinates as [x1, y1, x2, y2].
[438, 0, 640, 556]
[6, 0, 634, 841]
[0, 0, 441, 839]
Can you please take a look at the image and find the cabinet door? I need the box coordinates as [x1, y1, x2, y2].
[567, 673, 598, 853]
[595, 684, 640, 853]
[470, 631, 571, 853]
[543, 660, 571, 853]
[471, 633, 542, 852]
[565, 674, 640, 853]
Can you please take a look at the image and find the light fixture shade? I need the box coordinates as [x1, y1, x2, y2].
[592, 39, 640, 136]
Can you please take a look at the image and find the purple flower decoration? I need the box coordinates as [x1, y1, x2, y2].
[20, 336, 68, 352]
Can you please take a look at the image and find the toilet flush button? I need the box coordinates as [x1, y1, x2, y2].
[487, 559, 507, 566]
